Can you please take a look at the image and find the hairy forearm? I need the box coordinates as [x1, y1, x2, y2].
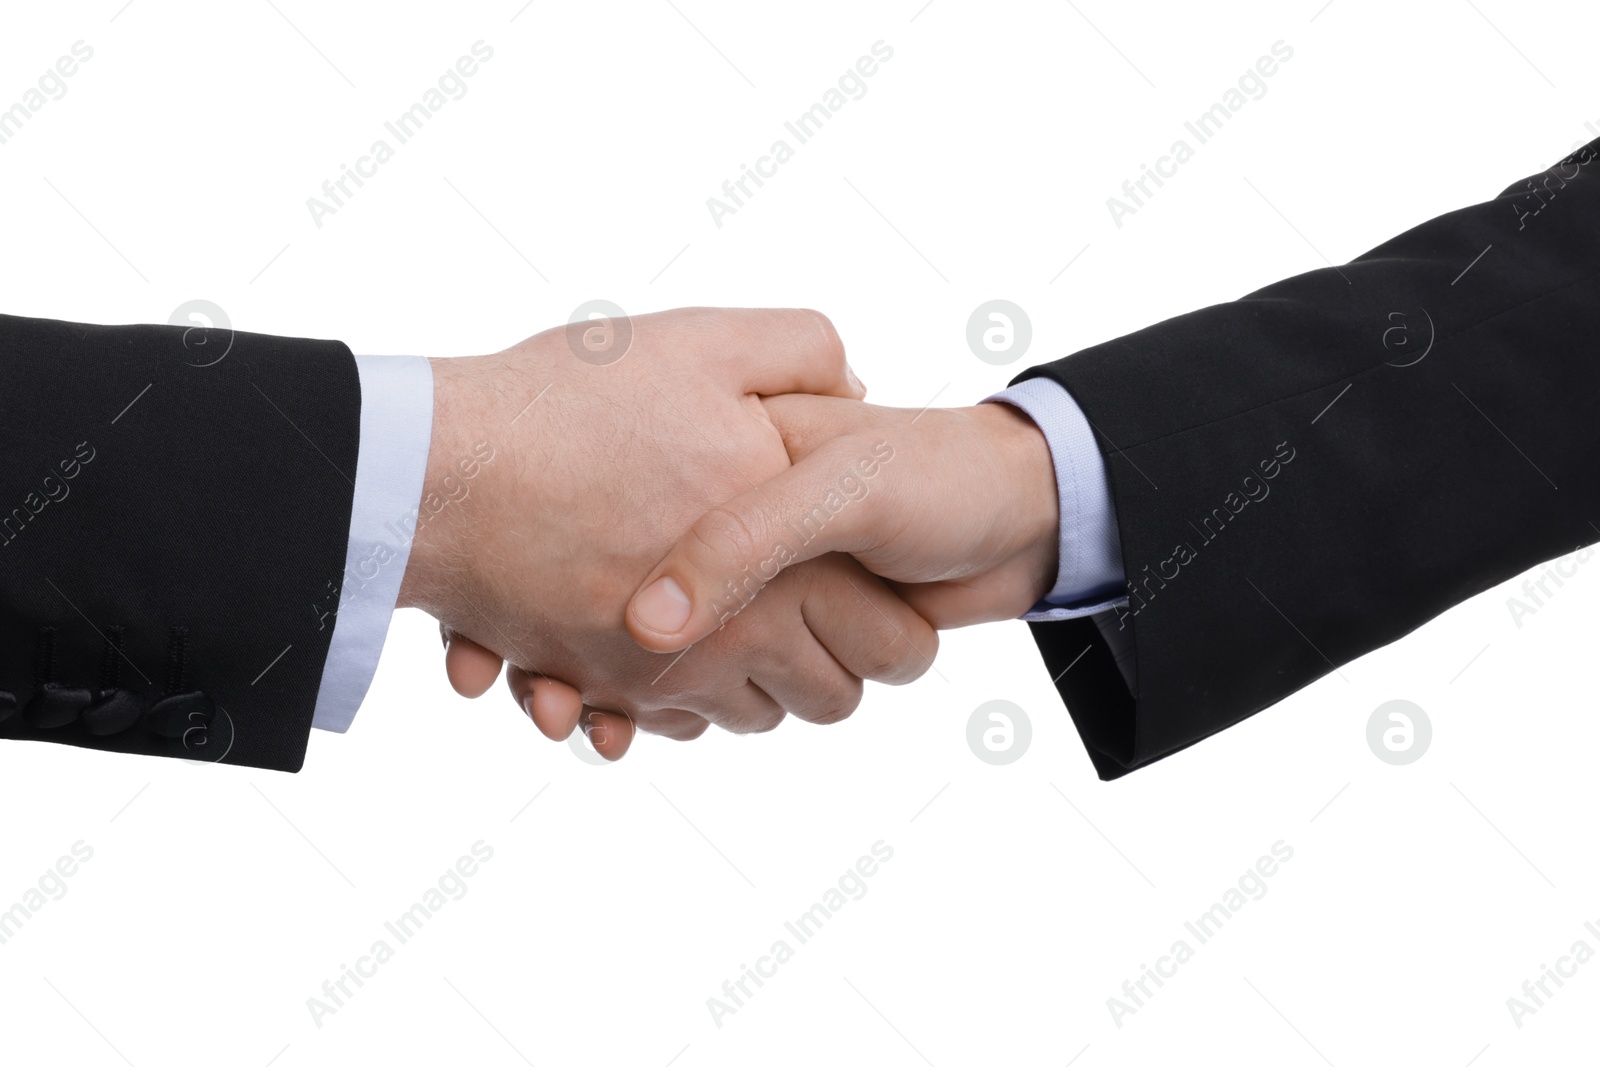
[396, 355, 489, 618]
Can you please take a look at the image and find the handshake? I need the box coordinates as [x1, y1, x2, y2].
[399, 307, 1063, 759]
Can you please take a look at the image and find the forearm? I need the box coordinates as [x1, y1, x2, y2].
[1018, 135, 1600, 778]
[395, 354, 484, 619]
[0, 313, 360, 771]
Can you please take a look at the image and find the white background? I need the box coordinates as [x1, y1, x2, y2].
[0, 1, 1597, 1063]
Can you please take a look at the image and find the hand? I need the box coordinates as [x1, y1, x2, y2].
[624, 393, 1062, 652]
[401, 309, 939, 757]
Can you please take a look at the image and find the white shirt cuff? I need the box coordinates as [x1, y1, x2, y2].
[986, 377, 1128, 622]
[310, 355, 434, 732]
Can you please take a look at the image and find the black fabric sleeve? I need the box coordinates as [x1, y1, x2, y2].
[0, 314, 360, 772]
[1015, 135, 1600, 780]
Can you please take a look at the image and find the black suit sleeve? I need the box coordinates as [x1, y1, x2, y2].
[1016, 135, 1600, 780]
[0, 314, 360, 772]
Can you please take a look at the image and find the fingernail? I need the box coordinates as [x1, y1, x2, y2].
[521, 695, 535, 722]
[846, 363, 866, 397]
[634, 575, 692, 633]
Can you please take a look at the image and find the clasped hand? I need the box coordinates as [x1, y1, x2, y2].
[400, 308, 1059, 759]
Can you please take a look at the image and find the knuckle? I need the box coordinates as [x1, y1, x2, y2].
[629, 705, 675, 732]
[865, 630, 910, 679]
[799, 308, 843, 355]
[863, 625, 928, 685]
[669, 718, 711, 741]
[804, 679, 862, 726]
[742, 709, 786, 734]
[896, 628, 939, 685]
[691, 505, 766, 572]
[641, 710, 709, 741]
[710, 699, 785, 735]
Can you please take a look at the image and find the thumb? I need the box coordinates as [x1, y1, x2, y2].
[626, 441, 882, 653]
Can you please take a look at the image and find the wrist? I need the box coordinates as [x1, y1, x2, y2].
[397, 356, 485, 615]
[974, 400, 1061, 610]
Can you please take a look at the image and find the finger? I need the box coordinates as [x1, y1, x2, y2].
[724, 562, 865, 725]
[693, 682, 786, 734]
[630, 708, 711, 742]
[801, 556, 939, 687]
[675, 684, 780, 735]
[506, 667, 585, 741]
[761, 392, 875, 460]
[626, 439, 884, 653]
[754, 628, 864, 726]
[652, 633, 789, 730]
[581, 708, 635, 761]
[443, 630, 506, 697]
[506, 663, 712, 744]
[713, 308, 865, 400]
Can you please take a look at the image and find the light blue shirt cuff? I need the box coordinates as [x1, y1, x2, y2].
[310, 355, 434, 732]
[985, 377, 1128, 622]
